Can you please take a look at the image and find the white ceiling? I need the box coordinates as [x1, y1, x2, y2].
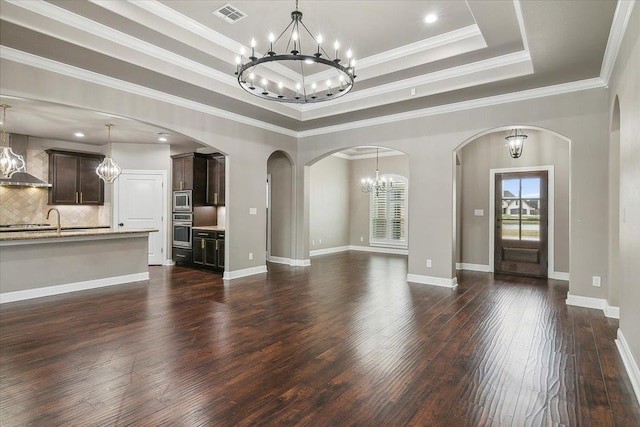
[0, 0, 621, 143]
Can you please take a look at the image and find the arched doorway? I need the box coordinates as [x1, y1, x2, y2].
[454, 127, 571, 279]
[608, 97, 621, 307]
[266, 150, 295, 264]
[306, 146, 409, 258]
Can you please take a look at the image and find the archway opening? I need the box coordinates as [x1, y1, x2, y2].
[454, 127, 571, 280]
[307, 146, 409, 258]
[267, 150, 295, 264]
[608, 96, 621, 306]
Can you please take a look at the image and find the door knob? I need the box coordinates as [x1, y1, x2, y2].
[119, 223, 124, 226]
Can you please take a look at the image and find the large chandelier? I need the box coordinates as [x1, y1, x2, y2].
[234, 0, 356, 104]
[0, 104, 26, 179]
[96, 124, 122, 183]
[361, 148, 392, 196]
[505, 128, 528, 159]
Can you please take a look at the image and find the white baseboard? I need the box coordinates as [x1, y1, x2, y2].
[310, 246, 350, 257]
[407, 274, 458, 288]
[349, 245, 409, 255]
[616, 329, 640, 406]
[565, 293, 620, 319]
[293, 259, 311, 266]
[604, 302, 620, 319]
[456, 263, 491, 272]
[163, 259, 175, 266]
[0, 272, 150, 304]
[309, 245, 409, 257]
[223, 265, 268, 280]
[549, 271, 570, 281]
[268, 256, 296, 266]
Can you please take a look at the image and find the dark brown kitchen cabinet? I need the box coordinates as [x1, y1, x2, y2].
[192, 229, 224, 271]
[46, 150, 104, 205]
[172, 153, 207, 205]
[206, 154, 225, 206]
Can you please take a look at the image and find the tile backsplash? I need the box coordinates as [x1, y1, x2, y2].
[0, 148, 111, 227]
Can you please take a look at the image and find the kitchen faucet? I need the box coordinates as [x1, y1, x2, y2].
[46, 208, 61, 234]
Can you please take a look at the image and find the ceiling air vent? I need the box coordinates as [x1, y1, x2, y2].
[213, 3, 247, 24]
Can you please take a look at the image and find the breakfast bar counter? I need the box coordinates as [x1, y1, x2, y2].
[0, 228, 157, 303]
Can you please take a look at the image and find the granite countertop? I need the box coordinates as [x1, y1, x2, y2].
[0, 228, 158, 242]
[192, 226, 225, 231]
[0, 225, 110, 233]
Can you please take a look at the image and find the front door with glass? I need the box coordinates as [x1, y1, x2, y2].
[494, 171, 548, 277]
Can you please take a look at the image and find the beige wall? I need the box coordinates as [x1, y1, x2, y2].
[297, 88, 609, 293]
[267, 151, 294, 259]
[310, 155, 350, 251]
[459, 129, 570, 274]
[608, 4, 640, 378]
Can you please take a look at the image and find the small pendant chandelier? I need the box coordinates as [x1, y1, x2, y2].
[361, 148, 392, 196]
[0, 104, 26, 179]
[96, 123, 122, 183]
[505, 128, 528, 159]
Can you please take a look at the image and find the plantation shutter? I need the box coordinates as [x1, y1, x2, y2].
[389, 181, 406, 241]
[370, 175, 407, 245]
[371, 188, 388, 239]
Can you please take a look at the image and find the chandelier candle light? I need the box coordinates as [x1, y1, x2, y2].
[505, 128, 528, 159]
[0, 104, 26, 179]
[96, 123, 122, 183]
[361, 148, 392, 196]
[234, 0, 356, 103]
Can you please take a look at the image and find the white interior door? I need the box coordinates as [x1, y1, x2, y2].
[115, 171, 165, 265]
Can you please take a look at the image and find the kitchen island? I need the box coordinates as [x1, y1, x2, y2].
[0, 228, 157, 303]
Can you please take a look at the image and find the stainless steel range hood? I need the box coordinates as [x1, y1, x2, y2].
[0, 134, 52, 188]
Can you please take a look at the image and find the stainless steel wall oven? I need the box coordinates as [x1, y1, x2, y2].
[172, 213, 192, 248]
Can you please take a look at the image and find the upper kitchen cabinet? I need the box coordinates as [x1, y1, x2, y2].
[46, 150, 104, 205]
[172, 153, 207, 201]
[206, 154, 225, 206]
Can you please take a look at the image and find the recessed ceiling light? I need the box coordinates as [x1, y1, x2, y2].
[157, 132, 169, 142]
[74, 132, 85, 137]
[424, 13, 438, 24]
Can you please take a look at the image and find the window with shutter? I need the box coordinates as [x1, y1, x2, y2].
[370, 174, 408, 247]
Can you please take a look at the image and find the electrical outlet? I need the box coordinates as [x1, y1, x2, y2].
[360, 236, 364, 242]
[312, 240, 315, 246]
[592, 276, 601, 287]
[427, 259, 432, 268]
[249, 252, 253, 260]
[319, 238, 322, 244]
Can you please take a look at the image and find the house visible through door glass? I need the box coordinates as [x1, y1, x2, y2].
[501, 177, 541, 241]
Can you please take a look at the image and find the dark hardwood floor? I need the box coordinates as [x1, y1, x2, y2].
[1, 252, 639, 426]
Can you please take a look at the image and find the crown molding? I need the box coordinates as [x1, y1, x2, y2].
[308, 25, 485, 84]
[332, 150, 405, 160]
[127, 0, 304, 85]
[3, 0, 301, 120]
[0, 47, 298, 138]
[298, 77, 606, 138]
[1, 47, 607, 141]
[600, 0, 636, 84]
[513, 0, 530, 53]
[5, 0, 233, 86]
[301, 51, 533, 121]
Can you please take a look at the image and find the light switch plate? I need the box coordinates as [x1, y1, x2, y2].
[249, 208, 257, 215]
[474, 209, 484, 217]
